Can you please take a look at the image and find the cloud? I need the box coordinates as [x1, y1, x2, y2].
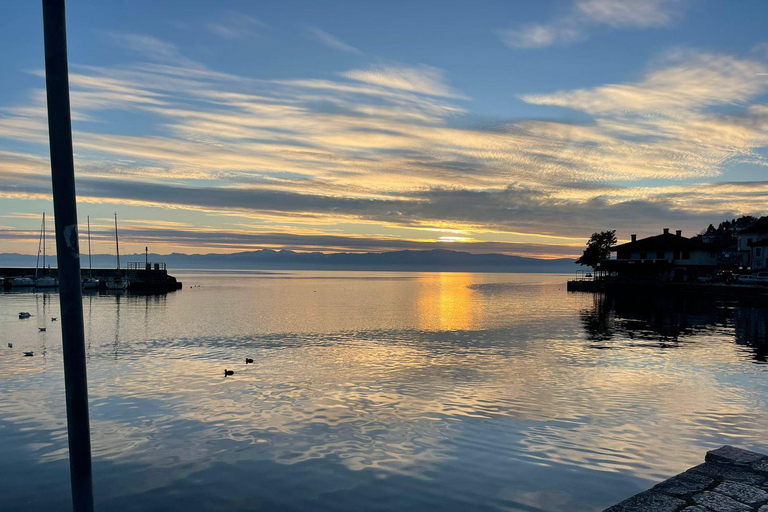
[343, 64, 466, 98]
[103, 32, 181, 62]
[1, 46, 768, 256]
[501, 0, 683, 49]
[307, 28, 362, 55]
[205, 10, 266, 40]
[521, 52, 768, 113]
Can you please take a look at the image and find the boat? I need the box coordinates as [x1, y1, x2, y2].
[35, 213, 58, 288]
[82, 215, 100, 289]
[106, 213, 128, 290]
[9, 276, 35, 287]
[19, 312, 31, 319]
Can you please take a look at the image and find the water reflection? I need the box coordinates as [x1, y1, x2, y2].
[1, 272, 768, 512]
[581, 292, 768, 362]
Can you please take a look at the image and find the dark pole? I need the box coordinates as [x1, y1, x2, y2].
[41, 1, 95, 511]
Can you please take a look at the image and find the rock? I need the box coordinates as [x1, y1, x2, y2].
[689, 463, 766, 486]
[694, 491, 753, 512]
[653, 472, 715, 497]
[681, 507, 708, 512]
[714, 481, 768, 507]
[603, 490, 685, 512]
[708, 446, 768, 467]
[753, 459, 768, 475]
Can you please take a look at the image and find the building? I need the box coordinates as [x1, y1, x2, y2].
[599, 228, 718, 281]
[737, 217, 768, 270]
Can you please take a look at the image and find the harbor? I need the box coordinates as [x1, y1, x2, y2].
[1, 264, 183, 294]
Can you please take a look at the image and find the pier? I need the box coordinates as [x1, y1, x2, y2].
[1, 263, 182, 293]
[605, 446, 768, 512]
[567, 279, 768, 300]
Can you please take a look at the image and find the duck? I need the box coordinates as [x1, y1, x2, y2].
[8, 343, 12, 348]
[51, 317, 57, 321]
[224, 369, 234, 376]
[23, 351, 34, 357]
[39, 327, 46, 332]
[245, 358, 254, 364]
[19, 312, 31, 319]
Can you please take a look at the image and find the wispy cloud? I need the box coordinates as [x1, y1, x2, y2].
[343, 64, 466, 98]
[307, 27, 362, 55]
[103, 31, 182, 61]
[2, 45, 768, 256]
[501, 0, 683, 49]
[205, 10, 266, 40]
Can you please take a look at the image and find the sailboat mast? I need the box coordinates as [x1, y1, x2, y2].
[35, 214, 43, 279]
[42, 212, 46, 271]
[114, 213, 121, 274]
[87, 216, 93, 278]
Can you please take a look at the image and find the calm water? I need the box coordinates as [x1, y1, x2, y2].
[1, 271, 767, 512]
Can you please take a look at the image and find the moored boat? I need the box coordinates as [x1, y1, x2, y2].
[10, 276, 35, 287]
[82, 216, 100, 290]
[35, 213, 58, 289]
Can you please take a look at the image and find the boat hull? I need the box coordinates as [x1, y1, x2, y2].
[10, 277, 35, 287]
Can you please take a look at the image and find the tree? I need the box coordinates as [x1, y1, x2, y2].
[576, 230, 617, 269]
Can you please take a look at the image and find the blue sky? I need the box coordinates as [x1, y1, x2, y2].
[2, 0, 768, 258]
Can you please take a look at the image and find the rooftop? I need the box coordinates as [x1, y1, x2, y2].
[740, 217, 768, 235]
[613, 230, 713, 252]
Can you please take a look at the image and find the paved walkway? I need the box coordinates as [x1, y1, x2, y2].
[605, 446, 768, 512]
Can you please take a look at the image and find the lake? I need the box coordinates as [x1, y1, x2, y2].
[1, 271, 767, 511]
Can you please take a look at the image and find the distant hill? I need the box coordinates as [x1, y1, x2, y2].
[0, 249, 576, 273]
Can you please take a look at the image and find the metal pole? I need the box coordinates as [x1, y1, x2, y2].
[41, 2, 95, 511]
[87, 215, 92, 278]
[114, 213, 120, 273]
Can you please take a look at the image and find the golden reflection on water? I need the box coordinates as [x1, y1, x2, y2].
[416, 273, 478, 331]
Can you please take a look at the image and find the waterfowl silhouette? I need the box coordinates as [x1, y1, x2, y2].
[224, 369, 234, 376]
[23, 351, 34, 357]
[245, 358, 254, 364]
[51, 317, 57, 321]
[8, 343, 12, 348]
[39, 327, 46, 332]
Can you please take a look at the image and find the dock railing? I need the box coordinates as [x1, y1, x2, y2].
[127, 261, 166, 271]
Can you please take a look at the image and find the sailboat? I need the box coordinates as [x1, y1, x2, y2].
[105, 213, 128, 290]
[82, 216, 99, 289]
[9, 218, 38, 287]
[35, 213, 58, 288]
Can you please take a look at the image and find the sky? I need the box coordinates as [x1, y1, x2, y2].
[1, 0, 768, 259]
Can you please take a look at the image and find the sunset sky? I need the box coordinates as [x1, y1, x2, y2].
[2, 0, 768, 258]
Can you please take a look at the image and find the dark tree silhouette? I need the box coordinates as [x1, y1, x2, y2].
[576, 230, 617, 268]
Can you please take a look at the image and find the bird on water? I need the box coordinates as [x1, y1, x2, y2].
[23, 351, 34, 357]
[245, 358, 254, 364]
[224, 369, 234, 376]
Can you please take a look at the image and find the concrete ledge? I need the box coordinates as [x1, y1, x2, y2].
[604, 446, 768, 512]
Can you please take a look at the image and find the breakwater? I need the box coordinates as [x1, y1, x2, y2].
[1, 266, 182, 293]
[605, 446, 768, 511]
[568, 279, 768, 299]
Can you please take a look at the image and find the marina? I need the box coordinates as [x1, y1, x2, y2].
[1, 265, 182, 293]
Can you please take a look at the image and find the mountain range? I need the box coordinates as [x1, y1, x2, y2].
[0, 249, 576, 273]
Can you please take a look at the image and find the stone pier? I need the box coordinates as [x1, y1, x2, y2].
[605, 446, 768, 512]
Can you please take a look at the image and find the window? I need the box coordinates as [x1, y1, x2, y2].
[682, 251, 690, 260]
[657, 251, 665, 259]
[639, 252, 647, 259]
[758, 247, 763, 257]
